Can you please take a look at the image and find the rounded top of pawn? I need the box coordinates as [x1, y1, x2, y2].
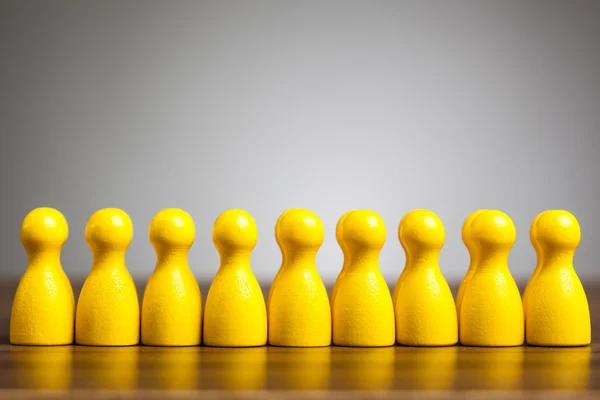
[470, 210, 516, 251]
[21, 207, 69, 251]
[149, 208, 195, 249]
[212, 209, 258, 253]
[399, 210, 445, 251]
[530, 210, 549, 251]
[86, 208, 133, 250]
[276, 208, 324, 251]
[340, 210, 386, 251]
[462, 210, 486, 250]
[534, 210, 580, 251]
[336, 211, 354, 248]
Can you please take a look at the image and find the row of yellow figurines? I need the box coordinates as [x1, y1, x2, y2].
[7, 345, 593, 391]
[11, 207, 590, 348]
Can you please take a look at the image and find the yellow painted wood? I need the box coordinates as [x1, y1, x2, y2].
[455, 209, 486, 321]
[268, 208, 331, 347]
[203, 209, 267, 347]
[75, 208, 139, 346]
[332, 210, 395, 347]
[330, 210, 353, 312]
[10, 208, 75, 345]
[522, 210, 548, 324]
[391, 215, 408, 311]
[525, 210, 591, 346]
[460, 210, 524, 347]
[394, 210, 457, 346]
[266, 209, 291, 311]
[141, 208, 202, 346]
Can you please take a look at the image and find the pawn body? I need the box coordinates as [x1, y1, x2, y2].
[11, 208, 75, 345]
[455, 210, 486, 320]
[142, 208, 202, 346]
[76, 208, 139, 346]
[268, 209, 331, 347]
[394, 210, 457, 346]
[526, 210, 590, 346]
[333, 210, 395, 347]
[203, 209, 267, 347]
[460, 210, 524, 347]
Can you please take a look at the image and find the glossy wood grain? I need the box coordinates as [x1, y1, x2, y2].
[0, 280, 598, 399]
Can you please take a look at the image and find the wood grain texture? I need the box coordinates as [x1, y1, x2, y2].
[0, 280, 598, 399]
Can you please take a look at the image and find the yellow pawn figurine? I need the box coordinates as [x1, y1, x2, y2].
[203, 209, 267, 347]
[526, 210, 590, 346]
[394, 210, 457, 346]
[266, 209, 291, 310]
[522, 210, 548, 322]
[330, 210, 353, 311]
[460, 210, 524, 347]
[268, 209, 331, 347]
[11, 208, 75, 345]
[332, 210, 395, 347]
[76, 208, 139, 346]
[141, 208, 202, 346]
[455, 209, 486, 320]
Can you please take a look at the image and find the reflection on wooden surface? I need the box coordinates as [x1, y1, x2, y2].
[201, 346, 267, 390]
[1, 343, 599, 395]
[10, 345, 72, 389]
[267, 347, 330, 390]
[523, 346, 591, 390]
[73, 346, 139, 390]
[457, 347, 524, 390]
[394, 346, 457, 390]
[330, 347, 395, 390]
[138, 346, 201, 390]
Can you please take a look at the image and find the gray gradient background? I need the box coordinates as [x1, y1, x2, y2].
[1, 1, 599, 285]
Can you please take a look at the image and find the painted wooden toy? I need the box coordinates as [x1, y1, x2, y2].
[11, 207, 75, 345]
[268, 208, 331, 347]
[141, 208, 202, 346]
[525, 210, 590, 346]
[394, 210, 457, 346]
[76, 208, 139, 346]
[203, 209, 267, 347]
[332, 210, 395, 347]
[455, 209, 486, 321]
[460, 210, 524, 347]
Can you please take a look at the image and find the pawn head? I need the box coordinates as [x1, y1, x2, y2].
[399, 209, 445, 251]
[21, 207, 69, 252]
[530, 210, 549, 252]
[335, 210, 354, 249]
[149, 208, 195, 250]
[275, 208, 324, 251]
[462, 210, 486, 250]
[212, 209, 258, 254]
[85, 208, 133, 250]
[470, 210, 516, 251]
[534, 210, 580, 252]
[340, 210, 386, 251]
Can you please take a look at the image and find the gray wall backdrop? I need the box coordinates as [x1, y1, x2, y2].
[1, 1, 599, 285]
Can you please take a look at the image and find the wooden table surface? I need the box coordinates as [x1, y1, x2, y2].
[0, 280, 598, 399]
